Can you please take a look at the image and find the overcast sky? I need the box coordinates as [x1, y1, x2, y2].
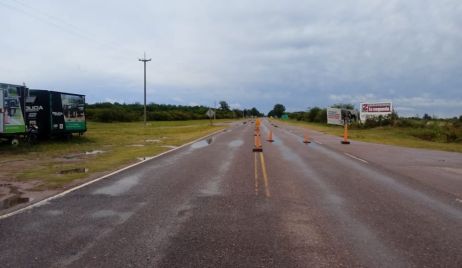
[1, 0, 461, 116]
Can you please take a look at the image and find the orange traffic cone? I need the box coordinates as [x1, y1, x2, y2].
[341, 123, 350, 144]
[253, 135, 263, 152]
[267, 131, 274, 142]
[303, 133, 311, 144]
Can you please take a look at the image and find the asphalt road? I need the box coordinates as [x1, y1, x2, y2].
[0, 119, 461, 267]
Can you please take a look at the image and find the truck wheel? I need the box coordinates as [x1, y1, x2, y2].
[11, 138, 19, 146]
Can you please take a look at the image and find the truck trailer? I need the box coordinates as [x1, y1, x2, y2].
[0, 83, 29, 144]
[26, 90, 87, 138]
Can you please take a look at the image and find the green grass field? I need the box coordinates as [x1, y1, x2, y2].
[0, 120, 230, 189]
[278, 119, 462, 153]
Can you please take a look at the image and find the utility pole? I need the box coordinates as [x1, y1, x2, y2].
[139, 52, 151, 126]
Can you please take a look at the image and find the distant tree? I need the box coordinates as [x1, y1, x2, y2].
[250, 107, 261, 116]
[331, 103, 354, 110]
[232, 109, 243, 118]
[423, 113, 432, 120]
[270, 104, 286, 118]
[459, 115, 462, 122]
[307, 107, 322, 122]
[219, 101, 230, 111]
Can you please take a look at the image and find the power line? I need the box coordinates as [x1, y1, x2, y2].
[0, 0, 140, 61]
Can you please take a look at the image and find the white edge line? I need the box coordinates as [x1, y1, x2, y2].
[314, 140, 323, 145]
[0, 128, 225, 220]
[344, 152, 369, 164]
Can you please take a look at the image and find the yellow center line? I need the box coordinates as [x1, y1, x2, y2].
[259, 153, 271, 198]
[254, 152, 259, 196]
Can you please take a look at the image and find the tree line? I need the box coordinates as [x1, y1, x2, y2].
[86, 101, 263, 122]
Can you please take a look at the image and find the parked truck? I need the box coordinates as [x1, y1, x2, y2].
[0, 83, 29, 144]
[25, 90, 87, 139]
[1, 82, 87, 144]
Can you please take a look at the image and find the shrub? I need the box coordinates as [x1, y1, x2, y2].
[443, 124, 462, 143]
[90, 108, 139, 122]
[410, 128, 440, 141]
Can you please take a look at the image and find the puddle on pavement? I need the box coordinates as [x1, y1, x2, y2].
[92, 209, 118, 218]
[229, 139, 244, 148]
[127, 144, 145, 147]
[86, 150, 105, 155]
[145, 139, 161, 143]
[45, 209, 63, 216]
[93, 175, 140, 196]
[63, 150, 104, 159]
[63, 153, 83, 159]
[90, 209, 133, 223]
[161, 145, 177, 149]
[3, 195, 29, 209]
[59, 167, 88, 174]
[190, 138, 213, 149]
[137, 156, 155, 161]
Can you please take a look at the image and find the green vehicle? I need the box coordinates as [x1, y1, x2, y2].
[0, 83, 29, 144]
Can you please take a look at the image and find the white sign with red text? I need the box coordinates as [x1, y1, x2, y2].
[360, 102, 392, 122]
[327, 107, 343, 126]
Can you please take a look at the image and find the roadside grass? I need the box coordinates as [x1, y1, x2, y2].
[0, 120, 230, 189]
[277, 119, 462, 153]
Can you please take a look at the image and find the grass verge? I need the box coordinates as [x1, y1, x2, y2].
[0, 120, 230, 189]
[278, 119, 462, 153]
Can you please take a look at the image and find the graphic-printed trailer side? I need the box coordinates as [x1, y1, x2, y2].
[0, 83, 28, 138]
[26, 90, 87, 138]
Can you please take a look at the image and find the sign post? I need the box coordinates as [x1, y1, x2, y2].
[341, 121, 350, 144]
[206, 108, 215, 126]
[327, 107, 356, 144]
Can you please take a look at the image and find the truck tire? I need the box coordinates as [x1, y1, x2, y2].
[11, 138, 19, 146]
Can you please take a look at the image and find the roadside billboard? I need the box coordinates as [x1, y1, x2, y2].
[26, 90, 87, 137]
[0, 84, 26, 134]
[360, 102, 392, 122]
[327, 108, 343, 126]
[61, 93, 85, 131]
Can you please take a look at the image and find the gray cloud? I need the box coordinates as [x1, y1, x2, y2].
[1, 0, 461, 116]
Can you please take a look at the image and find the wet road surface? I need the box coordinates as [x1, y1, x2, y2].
[0, 120, 461, 267]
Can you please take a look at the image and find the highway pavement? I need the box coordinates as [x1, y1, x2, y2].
[0, 119, 461, 267]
